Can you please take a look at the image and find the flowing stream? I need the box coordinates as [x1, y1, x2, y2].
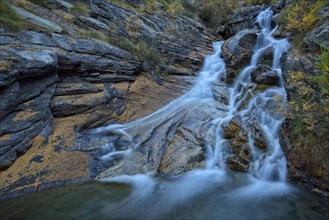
[0, 9, 328, 220]
[93, 9, 290, 182]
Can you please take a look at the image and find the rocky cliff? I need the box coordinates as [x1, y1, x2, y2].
[0, 0, 328, 199]
[0, 0, 219, 199]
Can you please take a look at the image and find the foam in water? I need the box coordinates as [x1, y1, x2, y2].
[93, 8, 292, 200]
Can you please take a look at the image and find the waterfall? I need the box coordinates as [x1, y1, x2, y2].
[206, 8, 290, 182]
[91, 9, 291, 185]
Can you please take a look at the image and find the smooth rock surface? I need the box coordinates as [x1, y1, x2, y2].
[13, 7, 63, 33]
[251, 64, 279, 86]
[221, 29, 257, 68]
[0, 0, 221, 199]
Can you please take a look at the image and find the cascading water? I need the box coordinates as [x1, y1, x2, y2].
[205, 8, 291, 183]
[90, 41, 227, 163]
[2, 8, 329, 220]
[81, 12, 298, 218]
[92, 8, 291, 184]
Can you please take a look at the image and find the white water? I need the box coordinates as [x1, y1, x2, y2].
[90, 41, 226, 162]
[91, 8, 293, 211]
[206, 9, 291, 182]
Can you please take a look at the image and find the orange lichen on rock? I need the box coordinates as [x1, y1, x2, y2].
[0, 115, 90, 194]
[0, 134, 11, 141]
[111, 82, 130, 94]
[12, 109, 38, 121]
[119, 74, 181, 122]
[30, 135, 46, 148]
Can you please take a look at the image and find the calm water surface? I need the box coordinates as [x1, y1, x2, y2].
[0, 172, 328, 220]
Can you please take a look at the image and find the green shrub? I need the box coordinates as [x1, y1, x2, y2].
[314, 47, 329, 97]
[285, 0, 329, 34]
[198, 0, 240, 29]
[71, 3, 89, 16]
[136, 41, 162, 64]
[140, 0, 184, 14]
[139, 0, 158, 13]
[125, 16, 142, 38]
[285, 1, 313, 33]
[80, 30, 107, 41]
[0, 0, 23, 31]
[107, 36, 138, 55]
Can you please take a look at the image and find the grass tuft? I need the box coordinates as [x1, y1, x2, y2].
[0, 0, 23, 31]
[71, 3, 89, 16]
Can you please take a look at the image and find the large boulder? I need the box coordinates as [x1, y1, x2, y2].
[251, 64, 279, 86]
[221, 29, 258, 69]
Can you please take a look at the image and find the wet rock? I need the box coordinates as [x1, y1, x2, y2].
[91, 85, 230, 178]
[223, 121, 242, 139]
[222, 120, 251, 172]
[254, 139, 266, 151]
[227, 153, 250, 172]
[254, 71, 279, 86]
[251, 64, 279, 86]
[212, 82, 230, 104]
[221, 29, 257, 69]
[225, 68, 237, 82]
[258, 47, 273, 65]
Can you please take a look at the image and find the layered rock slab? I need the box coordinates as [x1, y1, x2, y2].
[0, 0, 220, 199]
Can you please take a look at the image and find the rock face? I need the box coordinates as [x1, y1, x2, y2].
[218, 5, 266, 38]
[0, 29, 141, 171]
[221, 29, 257, 80]
[280, 51, 329, 195]
[303, 6, 329, 49]
[88, 82, 230, 178]
[13, 7, 63, 33]
[0, 0, 220, 199]
[1, 0, 327, 200]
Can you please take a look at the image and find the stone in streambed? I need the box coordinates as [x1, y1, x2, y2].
[251, 64, 279, 86]
[221, 29, 258, 69]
